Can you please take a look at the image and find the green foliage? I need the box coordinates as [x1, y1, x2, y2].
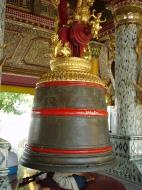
[0, 92, 33, 115]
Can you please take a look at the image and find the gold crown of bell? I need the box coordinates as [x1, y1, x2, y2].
[21, 0, 115, 172]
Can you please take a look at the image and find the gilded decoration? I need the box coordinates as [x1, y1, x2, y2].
[4, 30, 23, 61]
[50, 0, 104, 73]
[132, 29, 142, 104]
[50, 57, 91, 72]
[7, 0, 57, 19]
[2, 0, 57, 76]
[3, 22, 53, 76]
[3, 1, 105, 76]
[107, 1, 142, 26]
[22, 37, 50, 67]
[38, 70, 105, 87]
[136, 29, 142, 59]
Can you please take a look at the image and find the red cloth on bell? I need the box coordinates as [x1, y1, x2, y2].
[58, 0, 68, 27]
[70, 22, 92, 46]
[58, 27, 70, 44]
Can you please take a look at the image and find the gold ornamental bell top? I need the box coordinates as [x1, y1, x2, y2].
[50, 0, 104, 73]
[50, 57, 91, 72]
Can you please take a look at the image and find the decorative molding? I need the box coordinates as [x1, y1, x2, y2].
[38, 71, 106, 87]
[90, 41, 102, 58]
[6, 7, 55, 30]
[106, 0, 142, 26]
[106, 135, 142, 184]
[50, 57, 91, 72]
[3, 21, 53, 76]
[99, 22, 115, 39]
[110, 135, 142, 159]
[4, 29, 23, 61]
[22, 37, 50, 67]
[6, 0, 57, 19]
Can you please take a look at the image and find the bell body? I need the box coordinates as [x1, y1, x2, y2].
[21, 67, 115, 172]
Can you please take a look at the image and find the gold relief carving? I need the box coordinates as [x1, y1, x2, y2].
[2, 21, 53, 76]
[82, 45, 92, 61]
[77, 2, 105, 37]
[6, 18, 54, 35]
[89, 41, 102, 76]
[108, 35, 115, 61]
[75, 0, 94, 23]
[50, 0, 104, 63]
[90, 11, 106, 39]
[51, 34, 71, 58]
[50, 57, 91, 72]
[22, 37, 51, 67]
[4, 30, 23, 61]
[50, 0, 60, 8]
[38, 70, 105, 87]
[50, 0, 104, 73]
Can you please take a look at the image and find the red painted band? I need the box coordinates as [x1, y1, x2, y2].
[32, 108, 108, 117]
[26, 145, 112, 155]
[36, 81, 105, 89]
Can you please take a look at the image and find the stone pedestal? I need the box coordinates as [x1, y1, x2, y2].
[106, 0, 142, 185]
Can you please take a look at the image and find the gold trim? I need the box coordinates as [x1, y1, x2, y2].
[38, 70, 105, 87]
[136, 29, 142, 58]
[90, 57, 99, 76]
[50, 57, 91, 72]
[0, 44, 6, 49]
[0, 85, 35, 95]
[109, 3, 142, 26]
[3, 65, 48, 77]
[6, 4, 31, 13]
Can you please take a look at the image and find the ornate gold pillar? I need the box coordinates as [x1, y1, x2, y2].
[106, 0, 142, 184]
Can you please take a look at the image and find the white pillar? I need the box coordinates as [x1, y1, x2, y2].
[106, 0, 142, 184]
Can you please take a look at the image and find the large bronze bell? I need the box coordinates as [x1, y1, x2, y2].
[21, 57, 115, 172]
